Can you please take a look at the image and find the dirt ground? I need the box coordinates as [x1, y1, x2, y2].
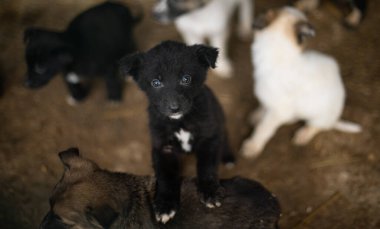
[0, 0, 379, 228]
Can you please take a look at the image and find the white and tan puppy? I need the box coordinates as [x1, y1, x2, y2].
[241, 7, 361, 158]
[153, 0, 253, 78]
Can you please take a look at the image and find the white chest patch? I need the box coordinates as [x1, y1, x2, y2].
[174, 128, 192, 152]
[66, 72, 80, 84]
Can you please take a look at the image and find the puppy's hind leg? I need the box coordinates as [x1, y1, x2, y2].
[292, 125, 321, 146]
[237, 0, 253, 40]
[209, 31, 233, 78]
[241, 111, 284, 158]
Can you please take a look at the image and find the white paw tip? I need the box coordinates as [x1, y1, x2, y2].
[66, 96, 78, 106]
[215, 201, 221, 207]
[206, 203, 215, 208]
[224, 162, 235, 169]
[156, 210, 176, 224]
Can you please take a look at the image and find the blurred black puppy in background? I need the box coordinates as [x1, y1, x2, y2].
[40, 148, 280, 229]
[120, 41, 235, 223]
[24, 2, 141, 105]
[295, 0, 367, 27]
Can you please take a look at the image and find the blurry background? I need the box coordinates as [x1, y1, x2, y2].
[0, 0, 379, 228]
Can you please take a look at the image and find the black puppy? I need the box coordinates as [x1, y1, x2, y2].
[24, 2, 141, 104]
[40, 148, 280, 229]
[120, 41, 235, 223]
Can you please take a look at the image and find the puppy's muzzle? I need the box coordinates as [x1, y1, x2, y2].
[168, 101, 180, 113]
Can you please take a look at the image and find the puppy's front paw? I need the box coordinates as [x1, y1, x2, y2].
[343, 9, 362, 28]
[199, 184, 225, 208]
[154, 198, 177, 224]
[66, 96, 79, 106]
[155, 210, 176, 224]
[240, 139, 263, 159]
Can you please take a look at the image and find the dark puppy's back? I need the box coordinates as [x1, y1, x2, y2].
[66, 2, 137, 63]
[169, 177, 280, 229]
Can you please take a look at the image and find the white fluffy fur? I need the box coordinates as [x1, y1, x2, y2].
[241, 7, 361, 158]
[174, 0, 253, 78]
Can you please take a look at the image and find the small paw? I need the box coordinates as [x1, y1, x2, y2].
[66, 96, 78, 106]
[240, 139, 263, 159]
[155, 210, 176, 224]
[199, 185, 224, 208]
[224, 162, 235, 170]
[154, 198, 178, 224]
[343, 9, 362, 28]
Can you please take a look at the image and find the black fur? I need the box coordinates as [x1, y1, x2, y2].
[40, 149, 281, 229]
[23, 2, 140, 102]
[120, 41, 235, 222]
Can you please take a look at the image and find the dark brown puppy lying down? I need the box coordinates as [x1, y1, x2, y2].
[40, 148, 281, 229]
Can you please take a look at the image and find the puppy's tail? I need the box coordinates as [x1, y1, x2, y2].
[334, 120, 362, 133]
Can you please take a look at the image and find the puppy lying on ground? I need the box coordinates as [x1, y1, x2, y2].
[24, 2, 141, 105]
[40, 148, 281, 229]
[241, 7, 361, 158]
[153, 0, 253, 78]
[120, 41, 235, 223]
[294, 0, 367, 28]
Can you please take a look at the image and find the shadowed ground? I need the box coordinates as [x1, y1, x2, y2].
[0, 0, 379, 228]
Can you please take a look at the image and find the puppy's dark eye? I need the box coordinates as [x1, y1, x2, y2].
[151, 79, 163, 88]
[180, 75, 191, 86]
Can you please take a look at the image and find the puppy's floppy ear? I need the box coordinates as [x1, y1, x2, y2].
[85, 205, 118, 229]
[192, 44, 218, 69]
[59, 147, 80, 169]
[253, 9, 276, 30]
[119, 52, 143, 81]
[295, 21, 315, 44]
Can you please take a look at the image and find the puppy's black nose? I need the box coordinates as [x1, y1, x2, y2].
[169, 102, 179, 113]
